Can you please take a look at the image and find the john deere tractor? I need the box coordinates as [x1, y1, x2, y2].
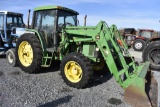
[0, 11, 25, 66]
[16, 6, 158, 107]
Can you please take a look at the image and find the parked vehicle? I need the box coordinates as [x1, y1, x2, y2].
[0, 11, 25, 66]
[133, 29, 154, 51]
[122, 28, 136, 47]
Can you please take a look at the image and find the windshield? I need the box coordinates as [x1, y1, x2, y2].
[140, 31, 153, 38]
[58, 10, 77, 26]
[0, 14, 4, 29]
[6, 14, 24, 29]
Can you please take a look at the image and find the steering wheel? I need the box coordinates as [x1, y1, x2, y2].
[65, 22, 73, 26]
[58, 22, 74, 31]
[58, 23, 64, 32]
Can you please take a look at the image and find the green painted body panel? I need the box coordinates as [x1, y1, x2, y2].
[26, 29, 46, 51]
[34, 5, 79, 15]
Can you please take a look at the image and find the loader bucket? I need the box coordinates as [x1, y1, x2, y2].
[124, 70, 158, 107]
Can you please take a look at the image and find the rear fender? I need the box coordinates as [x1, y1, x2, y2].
[25, 29, 46, 52]
[149, 37, 160, 42]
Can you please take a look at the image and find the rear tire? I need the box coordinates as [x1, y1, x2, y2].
[133, 39, 146, 51]
[60, 52, 93, 88]
[16, 33, 42, 73]
[92, 60, 108, 75]
[6, 48, 17, 67]
[142, 41, 160, 71]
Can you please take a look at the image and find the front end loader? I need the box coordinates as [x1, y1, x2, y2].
[15, 5, 158, 107]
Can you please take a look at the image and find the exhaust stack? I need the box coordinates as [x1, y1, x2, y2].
[27, 10, 31, 28]
[84, 15, 87, 26]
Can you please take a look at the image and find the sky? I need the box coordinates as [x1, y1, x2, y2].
[0, 0, 159, 31]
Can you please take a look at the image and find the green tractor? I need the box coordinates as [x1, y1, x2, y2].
[16, 6, 158, 107]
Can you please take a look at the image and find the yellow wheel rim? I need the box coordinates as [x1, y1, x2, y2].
[64, 61, 82, 83]
[18, 41, 33, 67]
[93, 60, 105, 70]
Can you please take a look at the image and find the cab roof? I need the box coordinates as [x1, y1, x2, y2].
[0, 11, 23, 16]
[34, 5, 79, 15]
[139, 29, 154, 32]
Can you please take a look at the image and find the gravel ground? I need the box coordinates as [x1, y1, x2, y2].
[0, 48, 159, 107]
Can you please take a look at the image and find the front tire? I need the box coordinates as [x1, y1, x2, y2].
[60, 53, 93, 88]
[16, 33, 42, 73]
[143, 41, 160, 71]
[6, 48, 17, 67]
[133, 39, 146, 51]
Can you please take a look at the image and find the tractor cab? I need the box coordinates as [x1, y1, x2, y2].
[138, 29, 154, 39]
[0, 11, 25, 51]
[30, 6, 79, 50]
[123, 28, 136, 47]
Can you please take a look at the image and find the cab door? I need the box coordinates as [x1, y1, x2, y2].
[33, 10, 56, 48]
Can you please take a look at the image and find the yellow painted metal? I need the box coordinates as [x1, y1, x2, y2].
[64, 61, 82, 83]
[18, 41, 33, 67]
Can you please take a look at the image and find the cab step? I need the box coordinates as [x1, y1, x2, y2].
[46, 48, 54, 53]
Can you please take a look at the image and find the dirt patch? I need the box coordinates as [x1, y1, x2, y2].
[108, 98, 123, 105]
[0, 71, 4, 76]
[24, 75, 31, 78]
[10, 71, 21, 75]
[60, 87, 72, 93]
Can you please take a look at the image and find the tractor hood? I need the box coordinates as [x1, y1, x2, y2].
[11, 27, 26, 37]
